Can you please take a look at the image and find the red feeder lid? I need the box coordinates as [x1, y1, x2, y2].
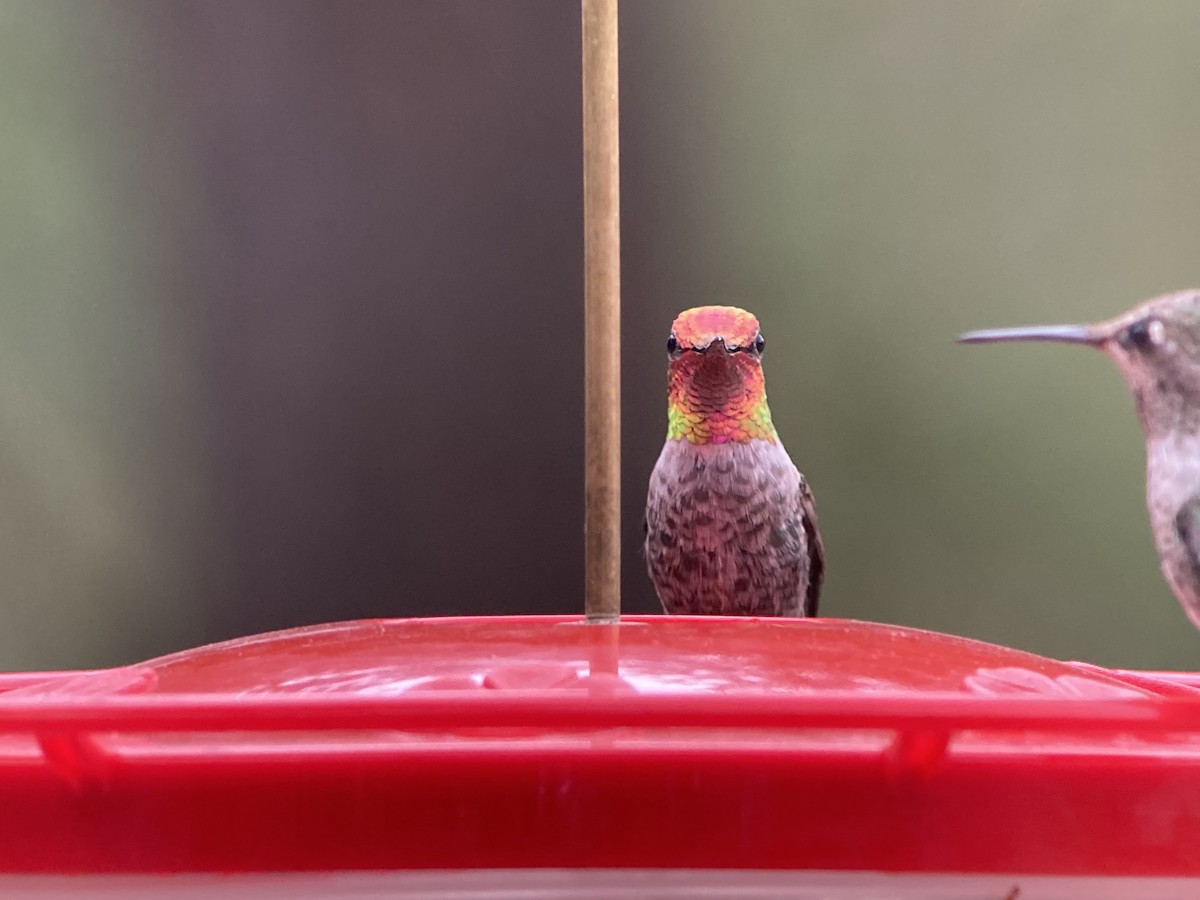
[1, 615, 1199, 890]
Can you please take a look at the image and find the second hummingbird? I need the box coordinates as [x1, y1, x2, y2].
[644, 306, 824, 617]
[961, 289, 1200, 631]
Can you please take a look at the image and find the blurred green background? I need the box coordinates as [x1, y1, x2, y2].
[2, 0, 1199, 670]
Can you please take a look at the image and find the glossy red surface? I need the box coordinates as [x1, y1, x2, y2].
[0, 615, 1199, 876]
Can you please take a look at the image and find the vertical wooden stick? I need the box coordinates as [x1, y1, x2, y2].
[582, 0, 621, 622]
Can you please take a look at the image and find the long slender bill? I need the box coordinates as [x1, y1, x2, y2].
[957, 324, 1097, 345]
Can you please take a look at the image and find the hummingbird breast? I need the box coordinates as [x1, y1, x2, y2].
[1145, 432, 1200, 626]
[644, 438, 814, 616]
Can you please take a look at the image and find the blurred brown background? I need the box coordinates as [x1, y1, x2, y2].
[2, 0, 1200, 670]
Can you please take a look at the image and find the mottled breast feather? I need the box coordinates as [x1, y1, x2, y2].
[644, 439, 821, 617]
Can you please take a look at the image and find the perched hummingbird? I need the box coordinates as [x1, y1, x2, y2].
[644, 306, 824, 616]
[960, 289, 1200, 630]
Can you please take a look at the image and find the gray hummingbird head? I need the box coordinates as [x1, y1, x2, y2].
[959, 289, 1200, 439]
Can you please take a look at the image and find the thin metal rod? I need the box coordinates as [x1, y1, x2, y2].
[582, 0, 621, 622]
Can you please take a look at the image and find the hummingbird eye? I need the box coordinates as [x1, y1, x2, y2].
[666, 333, 679, 355]
[754, 333, 765, 354]
[1124, 317, 1166, 351]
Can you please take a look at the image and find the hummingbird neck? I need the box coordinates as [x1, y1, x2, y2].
[666, 355, 778, 445]
[1125, 369, 1200, 442]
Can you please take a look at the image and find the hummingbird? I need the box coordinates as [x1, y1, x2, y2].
[960, 289, 1200, 630]
[644, 305, 824, 616]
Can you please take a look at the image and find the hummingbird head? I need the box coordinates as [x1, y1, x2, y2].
[664, 305, 777, 444]
[960, 289, 1200, 438]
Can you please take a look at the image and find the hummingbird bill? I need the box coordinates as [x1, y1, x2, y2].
[960, 289, 1200, 631]
[644, 306, 824, 617]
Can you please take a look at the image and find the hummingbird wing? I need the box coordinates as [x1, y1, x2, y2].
[798, 473, 824, 617]
[1174, 495, 1200, 590]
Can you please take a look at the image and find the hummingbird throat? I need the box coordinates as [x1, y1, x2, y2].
[666, 357, 777, 445]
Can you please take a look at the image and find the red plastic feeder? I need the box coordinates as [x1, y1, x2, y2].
[3, 615, 1200, 895]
